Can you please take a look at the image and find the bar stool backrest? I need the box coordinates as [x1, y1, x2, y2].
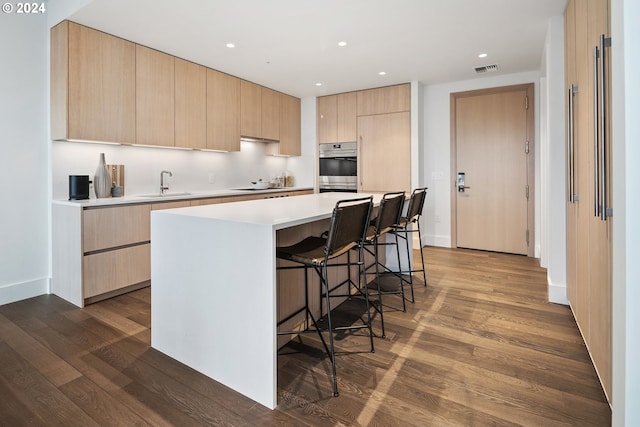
[325, 196, 373, 257]
[375, 192, 405, 235]
[405, 187, 428, 223]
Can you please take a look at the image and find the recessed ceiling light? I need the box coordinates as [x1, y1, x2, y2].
[315, 82, 322, 86]
[338, 41, 347, 47]
[379, 71, 387, 76]
[226, 43, 235, 48]
[478, 53, 488, 58]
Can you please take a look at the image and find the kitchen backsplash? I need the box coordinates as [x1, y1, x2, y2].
[52, 140, 314, 200]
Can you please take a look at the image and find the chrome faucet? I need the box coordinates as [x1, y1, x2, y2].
[160, 170, 172, 194]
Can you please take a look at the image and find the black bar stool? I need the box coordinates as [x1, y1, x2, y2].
[361, 191, 406, 338]
[392, 187, 428, 299]
[276, 196, 374, 397]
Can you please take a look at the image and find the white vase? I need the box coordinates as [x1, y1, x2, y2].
[94, 153, 112, 198]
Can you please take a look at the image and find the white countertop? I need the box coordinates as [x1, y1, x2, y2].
[51, 186, 313, 207]
[153, 192, 385, 230]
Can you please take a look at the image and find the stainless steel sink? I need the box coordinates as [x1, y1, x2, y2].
[137, 192, 192, 198]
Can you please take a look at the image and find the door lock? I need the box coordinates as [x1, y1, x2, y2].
[457, 172, 470, 192]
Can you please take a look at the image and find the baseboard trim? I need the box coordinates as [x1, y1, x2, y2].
[548, 278, 568, 305]
[0, 277, 49, 306]
[424, 234, 451, 248]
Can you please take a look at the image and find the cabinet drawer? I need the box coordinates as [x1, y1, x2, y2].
[83, 243, 150, 298]
[83, 204, 151, 252]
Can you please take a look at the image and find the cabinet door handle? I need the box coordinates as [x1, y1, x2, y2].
[359, 136, 363, 189]
[594, 35, 612, 220]
[599, 34, 611, 220]
[593, 45, 601, 217]
[567, 84, 578, 203]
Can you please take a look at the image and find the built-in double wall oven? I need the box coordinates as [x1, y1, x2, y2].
[318, 142, 357, 193]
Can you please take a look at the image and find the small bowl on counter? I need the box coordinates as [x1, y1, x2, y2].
[251, 180, 269, 190]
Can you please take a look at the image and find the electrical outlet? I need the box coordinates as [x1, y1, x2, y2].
[432, 172, 444, 181]
[435, 214, 441, 223]
[208, 173, 215, 184]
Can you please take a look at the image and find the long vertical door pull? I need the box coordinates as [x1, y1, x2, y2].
[593, 34, 612, 220]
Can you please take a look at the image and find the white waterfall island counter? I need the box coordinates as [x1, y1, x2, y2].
[150, 192, 387, 409]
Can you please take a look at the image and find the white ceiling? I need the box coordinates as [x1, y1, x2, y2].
[68, 0, 567, 98]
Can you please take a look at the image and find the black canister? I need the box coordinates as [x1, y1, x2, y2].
[69, 175, 90, 200]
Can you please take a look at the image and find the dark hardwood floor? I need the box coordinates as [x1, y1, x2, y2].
[0, 247, 610, 426]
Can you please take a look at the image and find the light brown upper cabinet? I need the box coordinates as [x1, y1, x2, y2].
[356, 84, 410, 116]
[136, 45, 175, 147]
[261, 87, 281, 141]
[51, 21, 136, 143]
[175, 58, 206, 149]
[240, 80, 262, 138]
[207, 69, 241, 151]
[278, 94, 301, 156]
[317, 92, 357, 144]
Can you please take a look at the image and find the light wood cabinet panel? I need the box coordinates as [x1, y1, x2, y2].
[51, 21, 136, 143]
[278, 94, 301, 156]
[207, 69, 241, 151]
[317, 95, 338, 143]
[83, 204, 151, 253]
[337, 92, 357, 142]
[175, 58, 206, 149]
[261, 87, 281, 141]
[317, 92, 357, 144]
[240, 80, 262, 138]
[136, 45, 175, 147]
[356, 84, 410, 116]
[83, 243, 150, 298]
[357, 112, 411, 193]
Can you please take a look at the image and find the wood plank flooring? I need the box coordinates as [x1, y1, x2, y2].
[0, 247, 610, 426]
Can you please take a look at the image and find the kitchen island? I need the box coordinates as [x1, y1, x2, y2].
[150, 192, 389, 409]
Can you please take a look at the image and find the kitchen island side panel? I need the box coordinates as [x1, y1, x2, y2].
[150, 211, 277, 409]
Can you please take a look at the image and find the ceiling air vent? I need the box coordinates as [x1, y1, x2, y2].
[474, 64, 499, 74]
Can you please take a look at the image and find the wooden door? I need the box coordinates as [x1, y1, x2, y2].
[453, 85, 533, 255]
[337, 92, 357, 142]
[357, 111, 410, 193]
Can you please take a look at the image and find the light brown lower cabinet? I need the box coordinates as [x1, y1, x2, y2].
[83, 244, 150, 299]
[51, 190, 313, 307]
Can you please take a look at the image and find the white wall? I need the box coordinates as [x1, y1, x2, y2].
[0, 12, 50, 304]
[612, 0, 640, 425]
[541, 16, 568, 305]
[421, 70, 541, 249]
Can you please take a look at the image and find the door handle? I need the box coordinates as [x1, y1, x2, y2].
[457, 172, 470, 192]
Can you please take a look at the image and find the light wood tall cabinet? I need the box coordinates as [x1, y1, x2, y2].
[136, 45, 175, 147]
[175, 58, 206, 149]
[357, 111, 411, 193]
[564, 0, 612, 402]
[51, 21, 136, 143]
